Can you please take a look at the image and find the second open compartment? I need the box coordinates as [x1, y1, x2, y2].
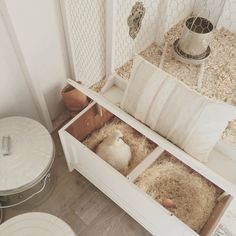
[131, 149, 232, 235]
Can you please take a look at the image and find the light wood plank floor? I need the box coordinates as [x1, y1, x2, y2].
[4, 132, 151, 236]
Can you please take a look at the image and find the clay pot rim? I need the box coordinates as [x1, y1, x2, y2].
[61, 84, 75, 94]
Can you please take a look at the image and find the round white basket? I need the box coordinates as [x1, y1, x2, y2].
[0, 212, 76, 236]
[0, 117, 54, 196]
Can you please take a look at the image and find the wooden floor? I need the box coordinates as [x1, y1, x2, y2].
[4, 132, 151, 236]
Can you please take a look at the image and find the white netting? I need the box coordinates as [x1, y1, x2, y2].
[193, 0, 226, 26]
[63, 0, 236, 82]
[62, 0, 236, 153]
[64, 0, 105, 87]
[156, 0, 195, 44]
[111, 0, 195, 70]
[111, 0, 160, 70]
[193, 0, 236, 32]
[218, 0, 236, 32]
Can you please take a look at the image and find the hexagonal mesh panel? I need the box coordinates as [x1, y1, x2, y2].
[111, 0, 159, 70]
[218, 0, 236, 32]
[62, 0, 235, 86]
[155, 0, 195, 44]
[63, 0, 105, 87]
[112, 0, 194, 70]
[193, 0, 236, 32]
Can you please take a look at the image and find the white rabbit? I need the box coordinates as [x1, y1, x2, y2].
[96, 130, 132, 172]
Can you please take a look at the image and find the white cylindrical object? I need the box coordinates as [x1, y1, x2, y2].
[178, 17, 213, 57]
[0, 212, 76, 236]
[0, 117, 54, 196]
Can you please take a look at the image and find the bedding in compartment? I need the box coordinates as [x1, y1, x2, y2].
[82, 117, 157, 176]
[135, 151, 223, 232]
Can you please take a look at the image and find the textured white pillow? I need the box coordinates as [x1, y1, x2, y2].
[121, 56, 236, 162]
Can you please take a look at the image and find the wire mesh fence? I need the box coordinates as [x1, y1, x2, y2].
[64, 0, 106, 87]
[111, 0, 160, 70]
[218, 0, 236, 32]
[62, 0, 236, 86]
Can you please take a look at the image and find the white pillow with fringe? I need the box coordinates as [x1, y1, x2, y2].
[121, 56, 236, 162]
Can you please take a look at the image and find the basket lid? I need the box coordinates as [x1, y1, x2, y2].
[0, 117, 54, 195]
[0, 212, 75, 236]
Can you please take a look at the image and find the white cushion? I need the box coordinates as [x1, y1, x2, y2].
[121, 56, 236, 162]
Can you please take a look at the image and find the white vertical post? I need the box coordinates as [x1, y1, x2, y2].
[105, 0, 116, 78]
[216, 0, 227, 29]
[60, 0, 77, 81]
[155, 0, 170, 45]
[159, 42, 168, 69]
[197, 62, 205, 91]
[56, 0, 72, 80]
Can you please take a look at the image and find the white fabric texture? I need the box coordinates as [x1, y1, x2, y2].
[121, 56, 236, 162]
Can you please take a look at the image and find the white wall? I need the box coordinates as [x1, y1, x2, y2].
[0, 14, 41, 122]
[3, 0, 70, 120]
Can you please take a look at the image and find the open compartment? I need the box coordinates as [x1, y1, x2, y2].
[65, 104, 157, 176]
[67, 78, 236, 194]
[60, 79, 235, 236]
[63, 101, 233, 235]
[134, 151, 233, 235]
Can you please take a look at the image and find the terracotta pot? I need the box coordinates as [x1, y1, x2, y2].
[61, 84, 89, 116]
[66, 105, 114, 141]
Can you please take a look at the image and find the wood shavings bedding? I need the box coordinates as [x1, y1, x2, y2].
[90, 78, 107, 92]
[82, 117, 157, 175]
[135, 151, 223, 232]
[116, 22, 236, 146]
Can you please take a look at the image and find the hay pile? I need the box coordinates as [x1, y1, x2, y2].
[82, 117, 156, 175]
[116, 23, 236, 146]
[90, 78, 107, 92]
[135, 152, 223, 232]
